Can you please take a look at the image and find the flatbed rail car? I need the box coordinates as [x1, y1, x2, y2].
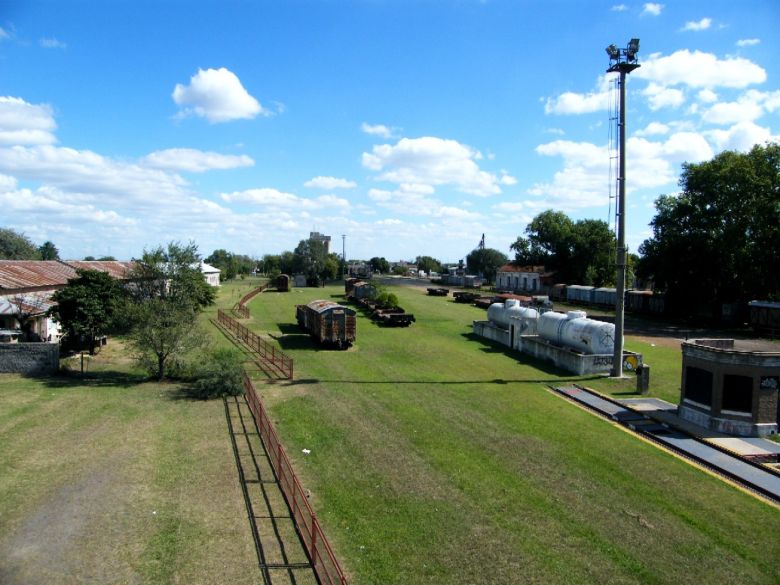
[296, 300, 356, 349]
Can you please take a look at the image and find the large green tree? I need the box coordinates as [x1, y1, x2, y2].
[125, 241, 215, 379]
[205, 249, 256, 281]
[465, 248, 508, 283]
[511, 211, 616, 286]
[638, 143, 780, 316]
[0, 228, 40, 260]
[38, 241, 60, 260]
[415, 255, 443, 275]
[49, 269, 126, 353]
[369, 256, 390, 274]
[293, 238, 332, 285]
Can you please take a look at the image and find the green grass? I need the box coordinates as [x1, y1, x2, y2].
[241, 283, 779, 585]
[0, 342, 260, 585]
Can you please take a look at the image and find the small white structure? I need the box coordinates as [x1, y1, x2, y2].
[199, 262, 221, 287]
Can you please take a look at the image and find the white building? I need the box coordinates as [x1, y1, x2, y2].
[496, 264, 545, 293]
[199, 262, 221, 286]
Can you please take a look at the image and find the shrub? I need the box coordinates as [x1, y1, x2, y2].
[190, 347, 245, 399]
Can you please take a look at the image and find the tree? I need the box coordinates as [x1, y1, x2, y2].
[125, 241, 215, 379]
[49, 269, 126, 353]
[511, 210, 616, 286]
[415, 255, 443, 275]
[38, 241, 60, 260]
[293, 238, 330, 285]
[0, 228, 40, 259]
[638, 143, 780, 316]
[369, 256, 390, 274]
[465, 248, 508, 283]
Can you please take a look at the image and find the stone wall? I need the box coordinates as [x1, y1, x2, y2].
[0, 343, 59, 375]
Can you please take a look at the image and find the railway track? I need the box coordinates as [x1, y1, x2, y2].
[550, 384, 780, 505]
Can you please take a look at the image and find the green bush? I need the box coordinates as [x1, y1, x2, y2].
[375, 291, 399, 309]
[189, 348, 245, 399]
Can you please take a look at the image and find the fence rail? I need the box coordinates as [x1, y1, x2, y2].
[232, 283, 271, 319]
[243, 374, 349, 585]
[217, 309, 294, 380]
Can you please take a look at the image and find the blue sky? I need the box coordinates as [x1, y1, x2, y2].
[1, 1, 778, 263]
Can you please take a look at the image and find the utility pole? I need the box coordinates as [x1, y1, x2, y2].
[341, 234, 346, 280]
[606, 38, 640, 378]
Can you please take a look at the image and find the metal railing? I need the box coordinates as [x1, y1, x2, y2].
[217, 309, 293, 380]
[243, 374, 349, 585]
[233, 283, 270, 318]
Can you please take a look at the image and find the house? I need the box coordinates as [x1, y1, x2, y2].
[0, 260, 135, 342]
[496, 265, 548, 293]
[199, 262, 221, 286]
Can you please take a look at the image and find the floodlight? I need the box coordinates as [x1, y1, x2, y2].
[606, 44, 620, 59]
[626, 38, 640, 60]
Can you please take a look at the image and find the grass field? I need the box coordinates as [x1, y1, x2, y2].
[245, 282, 779, 584]
[0, 341, 261, 585]
[1, 279, 777, 585]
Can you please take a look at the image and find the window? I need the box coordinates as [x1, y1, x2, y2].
[684, 366, 713, 406]
[722, 374, 753, 413]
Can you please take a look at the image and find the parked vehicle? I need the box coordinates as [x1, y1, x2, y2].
[296, 300, 356, 349]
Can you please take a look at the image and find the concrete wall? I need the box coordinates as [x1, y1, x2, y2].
[0, 342, 59, 374]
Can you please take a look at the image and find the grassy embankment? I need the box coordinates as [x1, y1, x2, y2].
[240, 282, 778, 585]
[0, 286, 263, 584]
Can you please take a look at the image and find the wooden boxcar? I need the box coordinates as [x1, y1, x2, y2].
[296, 300, 356, 349]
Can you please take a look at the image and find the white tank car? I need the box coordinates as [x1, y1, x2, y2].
[537, 310, 615, 354]
[487, 299, 539, 334]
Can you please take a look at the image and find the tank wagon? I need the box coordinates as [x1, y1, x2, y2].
[538, 310, 615, 354]
[296, 300, 356, 349]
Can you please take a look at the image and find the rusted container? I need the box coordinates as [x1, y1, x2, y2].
[296, 300, 356, 349]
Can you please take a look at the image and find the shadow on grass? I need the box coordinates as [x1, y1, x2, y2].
[275, 334, 317, 351]
[276, 323, 302, 335]
[39, 369, 147, 389]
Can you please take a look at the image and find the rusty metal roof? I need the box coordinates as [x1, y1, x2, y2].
[0, 260, 136, 292]
[497, 264, 547, 273]
[0, 292, 57, 316]
[0, 261, 78, 290]
[66, 260, 136, 280]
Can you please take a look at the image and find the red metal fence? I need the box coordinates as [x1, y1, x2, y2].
[243, 374, 349, 585]
[217, 309, 294, 380]
[232, 283, 270, 319]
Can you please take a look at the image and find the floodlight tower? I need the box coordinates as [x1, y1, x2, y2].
[606, 38, 640, 378]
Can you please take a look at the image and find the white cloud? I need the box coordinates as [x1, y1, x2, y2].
[0, 173, 17, 190]
[697, 89, 718, 103]
[40, 37, 67, 49]
[736, 38, 760, 47]
[172, 68, 264, 123]
[368, 184, 482, 219]
[499, 172, 517, 186]
[642, 3, 664, 16]
[0, 27, 10, 41]
[682, 17, 712, 32]
[304, 176, 357, 190]
[220, 188, 350, 210]
[642, 83, 685, 110]
[701, 90, 780, 125]
[140, 148, 254, 172]
[635, 122, 670, 137]
[530, 133, 713, 209]
[0, 97, 57, 145]
[362, 136, 503, 197]
[545, 76, 612, 115]
[706, 121, 777, 152]
[635, 50, 766, 89]
[611, 4, 628, 11]
[0, 144, 187, 201]
[361, 122, 397, 139]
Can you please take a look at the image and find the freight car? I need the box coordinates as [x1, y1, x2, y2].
[749, 301, 780, 336]
[296, 300, 356, 349]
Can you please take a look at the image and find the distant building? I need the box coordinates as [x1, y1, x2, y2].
[199, 262, 221, 286]
[310, 231, 331, 254]
[496, 265, 548, 293]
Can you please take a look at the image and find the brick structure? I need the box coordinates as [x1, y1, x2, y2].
[679, 339, 780, 437]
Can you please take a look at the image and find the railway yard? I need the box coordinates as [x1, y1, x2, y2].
[1, 278, 778, 585]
